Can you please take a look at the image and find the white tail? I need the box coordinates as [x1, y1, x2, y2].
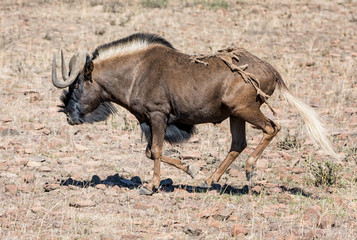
[277, 79, 339, 159]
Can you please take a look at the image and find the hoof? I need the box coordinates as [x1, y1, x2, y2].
[187, 165, 197, 179]
[246, 171, 256, 181]
[138, 186, 153, 195]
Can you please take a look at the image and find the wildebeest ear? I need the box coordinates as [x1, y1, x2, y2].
[84, 61, 94, 80]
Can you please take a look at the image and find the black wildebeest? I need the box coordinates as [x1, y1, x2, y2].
[51, 33, 338, 194]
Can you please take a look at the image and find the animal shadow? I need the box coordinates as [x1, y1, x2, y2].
[59, 173, 313, 197]
[60, 173, 142, 189]
[59, 173, 250, 195]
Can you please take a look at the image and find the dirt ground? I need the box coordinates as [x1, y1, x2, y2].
[0, 0, 356, 239]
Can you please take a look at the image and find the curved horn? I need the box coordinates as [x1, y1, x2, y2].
[52, 52, 71, 89]
[52, 49, 89, 89]
[61, 50, 68, 81]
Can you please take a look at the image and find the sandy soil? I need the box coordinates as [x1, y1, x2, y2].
[0, 0, 356, 239]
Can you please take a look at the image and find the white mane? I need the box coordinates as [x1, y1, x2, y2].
[93, 39, 151, 61]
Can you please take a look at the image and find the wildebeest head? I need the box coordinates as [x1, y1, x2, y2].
[51, 50, 116, 125]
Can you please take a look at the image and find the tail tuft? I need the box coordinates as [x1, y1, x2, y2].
[277, 78, 339, 159]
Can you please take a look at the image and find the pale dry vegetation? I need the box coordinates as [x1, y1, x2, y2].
[0, 0, 356, 239]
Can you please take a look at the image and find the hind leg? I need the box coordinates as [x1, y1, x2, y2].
[238, 109, 280, 180]
[204, 116, 247, 186]
[146, 147, 197, 178]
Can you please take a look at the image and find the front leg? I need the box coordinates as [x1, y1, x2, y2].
[146, 146, 197, 179]
[139, 112, 166, 195]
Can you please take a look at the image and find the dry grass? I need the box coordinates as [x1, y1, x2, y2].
[0, 0, 356, 239]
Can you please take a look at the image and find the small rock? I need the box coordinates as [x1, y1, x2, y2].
[287, 174, 302, 184]
[1, 128, 20, 136]
[198, 207, 219, 218]
[197, 159, 207, 168]
[14, 158, 29, 166]
[262, 182, 278, 188]
[33, 124, 45, 130]
[184, 224, 202, 236]
[278, 151, 292, 161]
[231, 223, 248, 237]
[7, 166, 20, 174]
[39, 166, 51, 172]
[279, 173, 288, 181]
[28, 91, 43, 102]
[0, 217, 11, 228]
[270, 187, 283, 193]
[95, 184, 107, 190]
[0, 172, 18, 178]
[228, 214, 240, 221]
[57, 156, 78, 164]
[134, 202, 151, 210]
[69, 199, 96, 208]
[305, 61, 315, 67]
[292, 167, 304, 174]
[214, 206, 233, 221]
[207, 217, 221, 229]
[43, 183, 61, 192]
[303, 206, 321, 222]
[18, 184, 32, 193]
[318, 215, 336, 229]
[23, 148, 35, 155]
[27, 161, 41, 168]
[120, 234, 142, 240]
[74, 144, 89, 151]
[180, 150, 201, 159]
[188, 136, 200, 143]
[228, 168, 240, 177]
[91, 226, 105, 233]
[31, 206, 46, 214]
[251, 185, 262, 194]
[41, 128, 51, 135]
[277, 193, 292, 204]
[309, 97, 320, 108]
[100, 234, 114, 240]
[5, 184, 17, 195]
[0, 161, 7, 170]
[20, 172, 36, 183]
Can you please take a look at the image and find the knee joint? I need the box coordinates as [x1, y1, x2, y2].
[150, 146, 162, 160]
[264, 126, 280, 141]
[265, 121, 280, 136]
[146, 147, 153, 159]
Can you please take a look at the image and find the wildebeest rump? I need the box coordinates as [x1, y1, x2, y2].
[51, 33, 338, 194]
